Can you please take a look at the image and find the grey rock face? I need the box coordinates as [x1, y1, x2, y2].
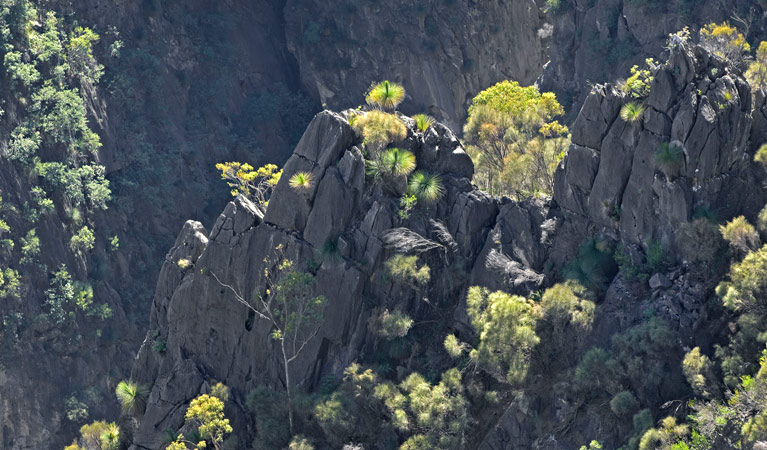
[556, 44, 759, 246]
[283, 0, 547, 131]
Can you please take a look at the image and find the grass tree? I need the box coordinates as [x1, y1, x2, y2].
[620, 102, 646, 123]
[379, 148, 417, 177]
[288, 171, 313, 191]
[407, 171, 445, 204]
[365, 80, 405, 111]
[209, 245, 326, 434]
[413, 113, 435, 132]
[115, 380, 149, 416]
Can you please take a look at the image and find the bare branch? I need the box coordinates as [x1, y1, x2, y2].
[209, 271, 270, 321]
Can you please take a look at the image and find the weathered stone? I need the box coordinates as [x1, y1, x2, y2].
[304, 167, 358, 249]
[649, 273, 672, 290]
[564, 144, 600, 191]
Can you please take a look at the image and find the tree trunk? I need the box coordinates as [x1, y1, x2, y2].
[281, 339, 294, 435]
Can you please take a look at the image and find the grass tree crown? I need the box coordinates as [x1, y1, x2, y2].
[366, 80, 406, 111]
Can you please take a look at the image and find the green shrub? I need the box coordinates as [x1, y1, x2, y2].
[288, 436, 314, 450]
[645, 240, 668, 273]
[8, 126, 41, 164]
[385, 254, 430, 288]
[747, 42, 767, 92]
[413, 114, 435, 132]
[65, 396, 89, 423]
[621, 60, 655, 99]
[373, 309, 414, 340]
[717, 245, 767, 315]
[682, 347, 714, 398]
[545, 0, 569, 14]
[720, 216, 760, 256]
[536, 282, 595, 360]
[466, 286, 539, 384]
[70, 226, 95, 255]
[0, 268, 21, 299]
[353, 110, 407, 153]
[248, 387, 291, 449]
[610, 391, 640, 417]
[676, 218, 724, 264]
[20, 228, 40, 264]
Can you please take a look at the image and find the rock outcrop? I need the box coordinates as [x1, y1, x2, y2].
[127, 41, 767, 449]
[127, 110, 529, 448]
[555, 42, 767, 248]
[539, 0, 765, 120]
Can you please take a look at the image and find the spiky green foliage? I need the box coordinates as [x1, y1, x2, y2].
[654, 141, 685, 179]
[620, 102, 646, 123]
[289, 171, 313, 190]
[466, 287, 540, 385]
[380, 148, 417, 176]
[444, 334, 468, 359]
[407, 171, 445, 204]
[720, 216, 760, 256]
[366, 80, 406, 110]
[373, 309, 414, 340]
[115, 380, 149, 415]
[413, 114, 435, 132]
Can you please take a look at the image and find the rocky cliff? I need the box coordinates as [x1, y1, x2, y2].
[540, 0, 766, 118]
[126, 41, 767, 448]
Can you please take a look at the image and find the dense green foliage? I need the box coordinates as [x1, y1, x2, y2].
[0, 0, 117, 356]
[466, 286, 539, 385]
[463, 80, 568, 198]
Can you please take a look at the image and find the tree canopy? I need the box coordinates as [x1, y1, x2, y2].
[464, 80, 568, 198]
